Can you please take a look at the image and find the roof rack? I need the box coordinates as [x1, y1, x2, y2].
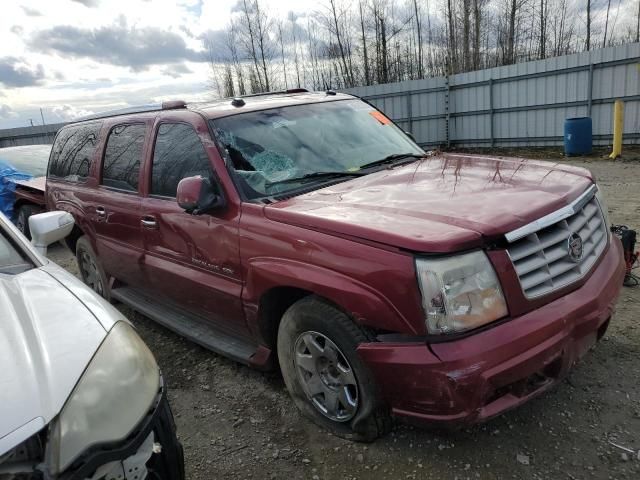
[227, 88, 310, 108]
[73, 100, 187, 123]
[237, 88, 309, 99]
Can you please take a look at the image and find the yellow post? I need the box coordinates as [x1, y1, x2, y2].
[609, 100, 624, 159]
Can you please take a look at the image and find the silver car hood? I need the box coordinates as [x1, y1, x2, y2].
[0, 267, 109, 456]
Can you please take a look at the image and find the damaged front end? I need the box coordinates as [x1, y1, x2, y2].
[0, 386, 183, 480]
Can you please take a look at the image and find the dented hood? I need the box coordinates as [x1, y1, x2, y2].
[0, 268, 107, 455]
[264, 154, 594, 252]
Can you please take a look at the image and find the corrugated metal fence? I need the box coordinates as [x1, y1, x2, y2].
[0, 123, 64, 148]
[343, 43, 640, 148]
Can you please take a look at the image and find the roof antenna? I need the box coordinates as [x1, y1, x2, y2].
[231, 97, 246, 107]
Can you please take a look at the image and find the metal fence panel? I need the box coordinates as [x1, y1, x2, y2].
[0, 123, 63, 148]
[344, 43, 640, 148]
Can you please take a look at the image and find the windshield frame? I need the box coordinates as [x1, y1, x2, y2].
[208, 98, 424, 203]
[0, 214, 40, 274]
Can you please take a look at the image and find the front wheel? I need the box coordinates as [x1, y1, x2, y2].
[277, 296, 391, 442]
[16, 204, 38, 239]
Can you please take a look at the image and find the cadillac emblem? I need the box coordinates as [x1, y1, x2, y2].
[567, 232, 584, 262]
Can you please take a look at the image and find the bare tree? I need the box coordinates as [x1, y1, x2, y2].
[236, 0, 273, 92]
[446, 0, 458, 72]
[603, 0, 612, 47]
[540, 0, 547, 57]
[505, 0, 518, 64]
[472, 0, 485, 68]
[358, 0, 371, 84]
[412, 0, 424, 77]
[324, 0, 355, 87]
[586, 0, 591, 50]
[288, 13, 302, 88]
[462, 0, 472, 70]
[277, 20, 288, 89]
[205, 0, 636, 95]
[637, 0, 640, 42]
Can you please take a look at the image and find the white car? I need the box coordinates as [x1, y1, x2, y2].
[0, 211, 184, 479]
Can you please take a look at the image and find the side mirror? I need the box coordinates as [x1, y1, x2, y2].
[405, 131, 417, 143]
[177, 176, 226, 214]
[29, 211, 75, 255]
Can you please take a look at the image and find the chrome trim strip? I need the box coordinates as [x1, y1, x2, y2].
[505, 184, 598, 243]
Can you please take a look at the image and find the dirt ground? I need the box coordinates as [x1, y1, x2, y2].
[50, 148, 640, 480]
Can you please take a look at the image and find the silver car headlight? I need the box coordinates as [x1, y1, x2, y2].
[46, 321, 160, 474]
[416, 251, 508, 335]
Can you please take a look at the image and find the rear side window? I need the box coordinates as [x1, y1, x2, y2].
[102, 123, 146, 192]
[150, 123, 212, 198]
[48, 122, 101, 181]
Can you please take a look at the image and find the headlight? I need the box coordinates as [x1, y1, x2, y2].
[46, 322, 160, 474]
[416, 251, 508, 335]
[595, 186, 611, 232]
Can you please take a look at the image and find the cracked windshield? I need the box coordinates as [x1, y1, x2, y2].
[212, 99, 423, 197]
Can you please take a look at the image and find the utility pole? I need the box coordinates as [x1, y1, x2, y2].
[40, 108, 45, 125]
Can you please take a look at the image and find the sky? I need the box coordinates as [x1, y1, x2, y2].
[0, 0, 319, 129]
[0, 0, 637, 130]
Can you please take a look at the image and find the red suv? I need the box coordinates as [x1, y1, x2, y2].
[46, 90, 624, 441]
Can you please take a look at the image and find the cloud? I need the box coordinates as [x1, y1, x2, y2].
[10, 25, 24, 36]
[49, 104, 95, 122]
[29, 22, 206, 71]
[21, 6, 42, 16]
[71, 0, 100, 7]
[202, 29, 233, 62]
[161, 63, 193, 78]
[0, 104, 18, 120]
[0, 57, 46, 88]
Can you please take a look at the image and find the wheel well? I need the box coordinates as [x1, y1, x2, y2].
[258, 287, 312, 349]
[13, 200, 38, 212]
[65, 224, 84, 254]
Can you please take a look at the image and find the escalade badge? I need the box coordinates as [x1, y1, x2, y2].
[567, 232, 584, 262]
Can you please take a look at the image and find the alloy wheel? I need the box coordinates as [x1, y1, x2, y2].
[79, 249, 104, 296]
[293, 331, 359, 422]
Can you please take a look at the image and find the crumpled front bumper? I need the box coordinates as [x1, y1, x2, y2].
[356, 237, 625, 427]
[61, 378, 184, 480]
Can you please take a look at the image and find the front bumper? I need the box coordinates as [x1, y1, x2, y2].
[357, 237, 625, 426]
[60, 377, 184, 480]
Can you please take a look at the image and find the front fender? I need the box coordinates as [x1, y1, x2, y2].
[50, 200, 95, 246]
[243, 257, 420, 336]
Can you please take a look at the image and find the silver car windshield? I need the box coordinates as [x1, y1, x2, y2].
[0, 231, 33, 275]
[211, 99, 423, 198]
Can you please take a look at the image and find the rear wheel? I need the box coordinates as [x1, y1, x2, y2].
[76, 236, 110, 300]
[277, 296, 391, 442]
[16, 204, 38, 239]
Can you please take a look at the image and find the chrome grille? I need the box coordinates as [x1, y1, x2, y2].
[506, 187, 608, 298]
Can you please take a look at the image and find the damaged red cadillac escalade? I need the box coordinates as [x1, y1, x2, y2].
[45, 90, 625, 441]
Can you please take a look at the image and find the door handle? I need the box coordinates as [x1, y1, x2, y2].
[95, 206, 106, 217]
[141, 216, 158, 229]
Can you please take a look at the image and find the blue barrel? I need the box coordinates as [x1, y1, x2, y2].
[564, 117, 592, 156]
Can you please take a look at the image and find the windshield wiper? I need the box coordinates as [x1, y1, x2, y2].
[359, 153, 425, 170]
[266, 171, 365, 186]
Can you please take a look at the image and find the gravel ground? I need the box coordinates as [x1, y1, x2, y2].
[50, 149, 640, 480]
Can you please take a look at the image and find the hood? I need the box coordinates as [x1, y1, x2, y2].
[264, 153, 594, 252]
[14, 176, 45, 193]
[0, 268, 107, 455]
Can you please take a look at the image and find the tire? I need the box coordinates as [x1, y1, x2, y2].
[15, 204, 38, 239]
[277, 296, 392, 442]
[76, 236, 110, 300]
